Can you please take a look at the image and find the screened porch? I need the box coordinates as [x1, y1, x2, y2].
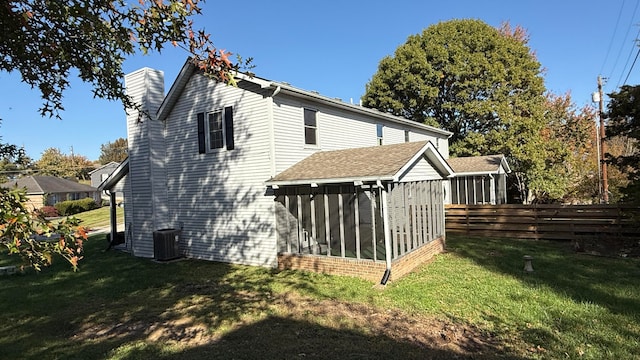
[273, 180, 445, 263]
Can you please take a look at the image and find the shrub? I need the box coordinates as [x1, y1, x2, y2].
[55, 198, 99, 216]
[37, 206, 59, 218]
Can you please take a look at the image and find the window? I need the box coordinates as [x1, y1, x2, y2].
[304, 108, 317, 145]
[377, 124, 384, 145]
[208, 110, 224, 150]
[197, 106, 234, 153]
[404, 130, 410, 142]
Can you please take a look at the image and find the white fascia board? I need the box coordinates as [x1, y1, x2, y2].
[501, 157, 512, 173]
[265, 175, 394, 187]
[156, 58, 195, 122]
[393, 141, 455, 181]
[453, 171, 500, 177]
[98, 157, 130, 191]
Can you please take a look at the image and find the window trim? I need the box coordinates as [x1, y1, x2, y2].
[197, 107, 234, 154]
[303, 108, 319, 147]
[376, 124, 384, 146]
[206, 109, 225, 151]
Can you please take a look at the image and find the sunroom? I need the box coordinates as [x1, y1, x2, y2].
[266, 141, 454, 283]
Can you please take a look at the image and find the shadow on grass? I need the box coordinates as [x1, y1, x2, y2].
[0, 233, 527, 360]
[106, 315, 523, 360]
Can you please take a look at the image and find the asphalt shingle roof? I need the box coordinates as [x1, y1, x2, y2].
[447, 155, 505, 174]
[269, 141, 429, 182]
[1, 176, 97, 194]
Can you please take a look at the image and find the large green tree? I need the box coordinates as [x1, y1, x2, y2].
[98, 137, 128, 164]
[606, 85, 640, 203]
[1, 0, 250, 118]
[36, 147, 95, 180]
[362, 20, 558, 203]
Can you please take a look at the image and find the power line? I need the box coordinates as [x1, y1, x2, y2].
[622, 43, 640, 85]
[600, 0, 627, 74]
[616, 26, 640, 88]
[607, 1, 640, 91]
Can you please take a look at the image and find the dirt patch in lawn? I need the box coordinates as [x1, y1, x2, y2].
[72, 291, 510, 358]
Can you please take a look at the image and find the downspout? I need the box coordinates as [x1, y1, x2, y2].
[379, 180, 392, 285]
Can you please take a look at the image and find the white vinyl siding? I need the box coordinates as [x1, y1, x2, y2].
[398, 156, 443, 182]
[124, 68, 167, 258]
[163, 74, 276, 267]
[272, 93, 450, 173]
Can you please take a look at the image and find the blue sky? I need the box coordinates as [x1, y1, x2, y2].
[1, 0, 639, 161]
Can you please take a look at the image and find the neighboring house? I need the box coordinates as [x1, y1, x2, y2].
[447, 155, 511, 205]
[1, 176, 100, 209]
[100, 61, 456, 283]
[89, 162, 124, 202]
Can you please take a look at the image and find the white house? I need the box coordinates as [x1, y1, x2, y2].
[102, 60, 456, 283]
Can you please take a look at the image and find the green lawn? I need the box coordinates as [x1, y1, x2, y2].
[73, 205, 125, 230]
[0, 234, 638, 359]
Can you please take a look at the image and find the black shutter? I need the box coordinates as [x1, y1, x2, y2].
[224, 106, 234, 150]
[197, 112, 206, 154]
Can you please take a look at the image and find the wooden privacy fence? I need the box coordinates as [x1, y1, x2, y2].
[445, 204, 640, 241]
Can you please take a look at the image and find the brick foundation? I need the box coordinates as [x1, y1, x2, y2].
[277, 236, 446, 283]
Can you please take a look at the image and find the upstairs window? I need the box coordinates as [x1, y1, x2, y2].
[404, 130, 410, 142]
[208, 110, 224, 150]
[377, 124, 384, 145]
[197, 106, 234, 153]
[304, 108, 318, 145]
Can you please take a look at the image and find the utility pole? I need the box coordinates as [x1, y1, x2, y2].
[597, 76, 609, 203]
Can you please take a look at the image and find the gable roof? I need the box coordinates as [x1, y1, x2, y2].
[89, 161, 120, 175]
[98, 157, 129, 192]
[266, 141, 454, 186]
[156, 59, 452, 138]
[447, 155, 511, 175]
[1, 176, 97, 194]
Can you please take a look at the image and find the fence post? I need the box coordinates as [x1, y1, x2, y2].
[465, 204, 470, 236]
[533, 203, 539, 240]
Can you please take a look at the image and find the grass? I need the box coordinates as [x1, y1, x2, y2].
[73, 205, 125, 230]
[1, 233, 638, 359]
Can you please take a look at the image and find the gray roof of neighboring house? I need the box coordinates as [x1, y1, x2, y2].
[88, 161, 120, 175]
[1, 176, 98, 194]
[447, 155, 511, 175]
[267, 141, 454, 186]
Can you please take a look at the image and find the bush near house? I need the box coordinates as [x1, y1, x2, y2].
[54, 198, 98, 216]
[36, 206, 59, 218]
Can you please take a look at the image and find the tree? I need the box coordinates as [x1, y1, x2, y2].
[0, 186, 87, 271]
[539, 93, 598, 203]
[1, 0, 251, 119]
[606, 85, 640, 203]
[35, 147, 96, 180]
[363, 20, 546, 143]
[98, 137, 128, 164]
[0, 119, 33, 181]
[362, 20, 568, 203]
[1, 122, 86, 272]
